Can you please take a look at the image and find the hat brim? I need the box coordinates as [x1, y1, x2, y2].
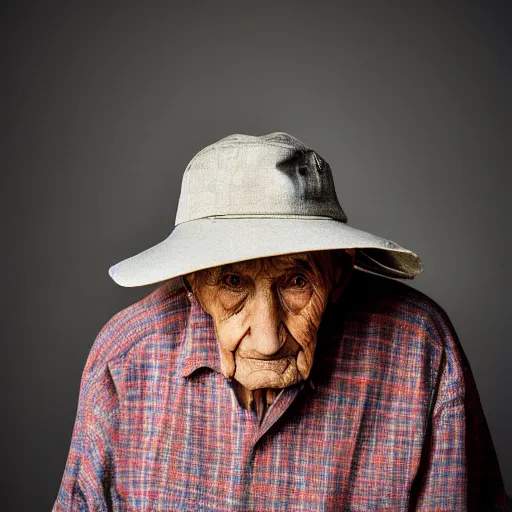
[108, 218, 424, 288]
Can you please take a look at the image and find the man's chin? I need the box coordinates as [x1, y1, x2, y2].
[233, 355, 302, 390]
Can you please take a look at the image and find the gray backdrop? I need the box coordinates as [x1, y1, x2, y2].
[3, 1, 510, 509]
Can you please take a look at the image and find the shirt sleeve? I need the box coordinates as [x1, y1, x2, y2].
[52, 334, 120, 511]
[411, 306, 509, 511]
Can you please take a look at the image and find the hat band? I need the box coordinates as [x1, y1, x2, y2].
[176, 213, 347, 225]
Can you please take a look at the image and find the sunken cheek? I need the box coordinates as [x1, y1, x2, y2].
[217, 289, 246, 313]
[280, 289, 314, 314]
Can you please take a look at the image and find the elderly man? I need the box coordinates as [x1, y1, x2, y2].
[53, 133, 508, 511]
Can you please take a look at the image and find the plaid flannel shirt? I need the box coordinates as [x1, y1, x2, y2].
[53, 270, 508, 511]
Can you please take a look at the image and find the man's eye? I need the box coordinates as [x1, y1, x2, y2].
[222, 274, 244, 289]
[286, 274, 308, 288]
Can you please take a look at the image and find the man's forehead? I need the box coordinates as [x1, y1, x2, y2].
[219, 252, 318, 275]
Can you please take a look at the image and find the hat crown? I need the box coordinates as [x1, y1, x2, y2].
[175, 132, 347, 225]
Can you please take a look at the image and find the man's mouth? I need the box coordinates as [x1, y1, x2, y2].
[233, 352, 304, 389]
[232, 335, 304, 388]
[239, 355, 296, 373]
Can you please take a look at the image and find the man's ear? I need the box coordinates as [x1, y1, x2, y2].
[182, 273, 194, 293]
[182, 272, 213, 315]
[330, 249, 355, 304]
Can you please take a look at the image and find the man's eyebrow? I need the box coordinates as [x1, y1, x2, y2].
[291, 259, 315, 273]
[274, 255, 316, 273]
[218, 261, 259, 273]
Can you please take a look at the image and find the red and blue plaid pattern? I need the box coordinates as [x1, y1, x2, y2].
[53, 270, 508, 511]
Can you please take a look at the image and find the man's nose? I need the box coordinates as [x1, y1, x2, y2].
[249, 288, 285, 356]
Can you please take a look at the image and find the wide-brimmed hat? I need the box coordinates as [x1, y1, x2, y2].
[108, 132, 423, 288]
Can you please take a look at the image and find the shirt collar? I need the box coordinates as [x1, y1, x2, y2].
[180, 289, 223, 378]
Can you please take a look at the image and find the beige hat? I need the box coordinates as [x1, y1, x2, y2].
[108, 132, 423, 288]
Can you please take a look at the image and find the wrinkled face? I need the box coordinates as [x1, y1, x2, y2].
[187, 250, 354, 391]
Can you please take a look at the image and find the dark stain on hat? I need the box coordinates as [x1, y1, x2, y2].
[276, 149, 336, 203]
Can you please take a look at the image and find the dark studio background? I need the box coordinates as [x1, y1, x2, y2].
[3, 1, 510, 509]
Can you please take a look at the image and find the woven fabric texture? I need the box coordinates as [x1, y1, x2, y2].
[53, 270, 508, 511]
